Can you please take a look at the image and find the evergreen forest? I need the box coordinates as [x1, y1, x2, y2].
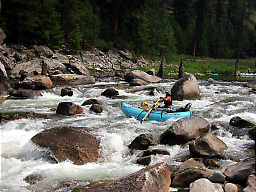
[1, 0, 255, 60]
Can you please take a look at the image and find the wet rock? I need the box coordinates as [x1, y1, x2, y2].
[208, 171, 226, 183]
[0, 96, 6, 104]
[137, 156, 151, 166]
[243, 172, 256, 192]
[224, 183, 238, 192]
[171, 74, 200, 100]
[16, 76, 53, 90]
[229, 116, 256, 128]
[50, 74, 95, 86]
[61, 88, 73, 97]
[31, 127, 100, 165]
[172, 167, 213, 188]
[24, 174, 44, 185]
[173, 158, 203, 177]
[160, 117, 210, 146]
[248, 127, 256, 141]
[223, 156, 255, 185]
[128, 134, 157, 150]
[124, 70, 163, 85]
[90, 104, 103, 113]
[35, 45, 54, 58]
[203, 159, 221, 168]
[101, 88, 119, 98]
[189, 133, 227, 158]
[79, 162, 171, 192]
[82, 98, 102, 106]
[142, 149, 170, 157]
[189, 178, 223, 192]
[56, 102, 83, 116]
[9, 88, 42, 98]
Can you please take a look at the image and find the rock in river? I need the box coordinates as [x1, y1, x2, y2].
[31, 127, 100, 165]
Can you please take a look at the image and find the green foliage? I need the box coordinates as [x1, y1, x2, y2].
[0, 0, 254, 59]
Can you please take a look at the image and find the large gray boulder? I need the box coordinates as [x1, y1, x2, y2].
[171, 74, 200, 100]
[50, 74, 95, 86]
[79, 162, 171, 192]
[243, 173, 256, 192]
[160, 117, 210, 146]
[125, 70, 164, 85]
[31, 127, 100, 165]
[223, 156, 255, 185]
[68, 56, 92, 76]
[189, 133, 228, 158]
[9, 88, 42, 98]
[11, 58, 42, 77]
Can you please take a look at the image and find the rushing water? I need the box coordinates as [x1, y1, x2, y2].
[1, 77, 255, 191]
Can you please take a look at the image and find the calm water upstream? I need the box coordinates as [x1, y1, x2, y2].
[1, 77, 255, 191]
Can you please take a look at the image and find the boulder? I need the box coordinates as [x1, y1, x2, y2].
[203, 159, 221, 168]
[208, 171, 226, 183]
[173, 158, 203, 176]
[160, 117, 210, 146]
[79, 162, 171, 192]
[125, 70, 164, 85]
[10, 58, 42, 77]
[142, 149, 170, 157]
[189, 133, 227, 158]
[172, 167, 213, 188]
[67, 56, 91, 76]
[224, 183, 238, 192]
[101, 88, 119, 97]
[223, 156, 255, 185]
[137, 156, 151, 166]
[129, 78, 148, 86]
[35, 45, 54, 58]
[171, 74, 200, 100]
[248, 127, 255, 141]
[229, 116, 256, 128]
[0, 96, 6, 104]
[43, 58, 68, 75]
[50, 74, 95, 86]
[82, 99, 102, 106]
[56, 102, 83, 116]
[243, 173, 256, 192]
[16, 76, 53, 90]
[61, 88, 73, 97]
[0, 61, 11, 95]
[31, 127, 100, 165]
[90, 104, 103, 113]
[128, 134, 157, 150]
[0, 55, 15, 70]
[189, 178, 223, 192]
[9, 89, 42, 98]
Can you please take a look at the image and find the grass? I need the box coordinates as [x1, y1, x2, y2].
[160, 57, 255, 75]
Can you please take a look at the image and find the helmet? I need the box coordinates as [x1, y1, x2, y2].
[141, 101, 149, 107]
[165, 90, 172, 96]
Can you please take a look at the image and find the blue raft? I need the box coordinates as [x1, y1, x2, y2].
[121, 102, 192, 122]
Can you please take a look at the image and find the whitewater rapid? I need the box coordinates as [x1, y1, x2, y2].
[1, 78, 255, 191]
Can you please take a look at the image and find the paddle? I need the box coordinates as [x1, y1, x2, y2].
[141, 98, 161, 123]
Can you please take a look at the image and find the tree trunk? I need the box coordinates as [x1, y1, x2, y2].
[110, 0, 121, 34]
[158, 54, 165, 78]
[178, 57, 184, 79]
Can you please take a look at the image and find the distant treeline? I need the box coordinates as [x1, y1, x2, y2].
[1, 0, 255, 59]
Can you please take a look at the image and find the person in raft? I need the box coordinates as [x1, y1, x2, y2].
[140, 101, 149, 110]
[155, 90, 172, 112]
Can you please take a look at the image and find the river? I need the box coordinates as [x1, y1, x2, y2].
[1, 76, 255, 191]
